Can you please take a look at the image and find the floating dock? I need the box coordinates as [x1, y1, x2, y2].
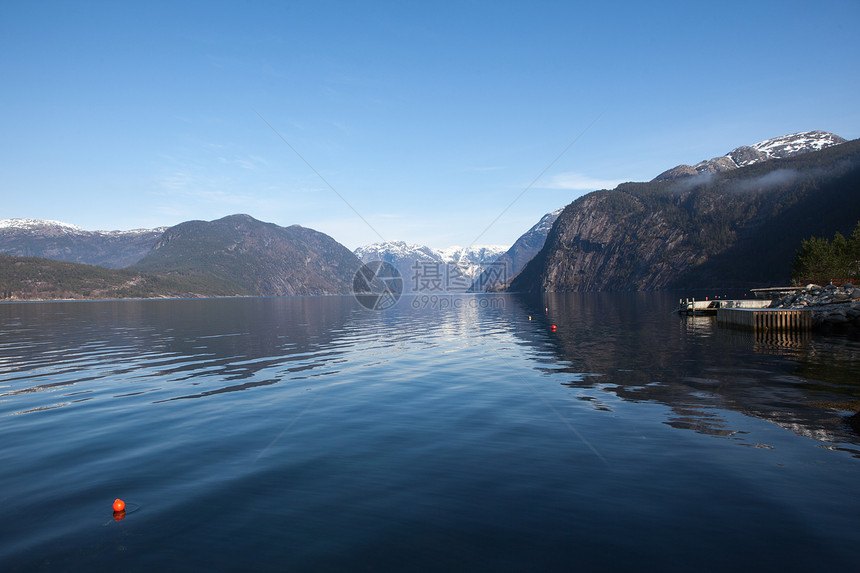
[716, 307, 812, 332]
[677, 298, 771, 315]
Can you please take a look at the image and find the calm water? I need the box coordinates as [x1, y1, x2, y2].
[2, 293, 860, 571]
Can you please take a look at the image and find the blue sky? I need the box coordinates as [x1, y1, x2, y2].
[2, 1, 859, 250]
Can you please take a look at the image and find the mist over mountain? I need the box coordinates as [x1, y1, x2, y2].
[4, 131, 857, 300]
[653, 131, 846, 182]
[510, 136, 860, 292]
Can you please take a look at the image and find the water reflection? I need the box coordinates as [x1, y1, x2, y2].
[718, 328, 812, 355]
[3, 295, 860, 571]
[4, 293, 860, 451]
[509, 292, 860, 451]
[0, 297, 359, 412]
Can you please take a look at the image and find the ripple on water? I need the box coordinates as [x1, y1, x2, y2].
[1, 294, 859, 571]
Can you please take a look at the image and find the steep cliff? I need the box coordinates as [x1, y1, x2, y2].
[510, 138, 860, 292]
[470, 208, 563, 291]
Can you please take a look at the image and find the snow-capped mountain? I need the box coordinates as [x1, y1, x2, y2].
[745, 131, 845, 162]
[0, 218, 86, 233]
[653, 131, 847, 182]
[0, 218, 167, 236]
[0, 218, 167, 268]
[530, 208, 564, 236]
[470, 208, 564, 291]
[354, 241, 507, 292]
[437, 245, 508, 270]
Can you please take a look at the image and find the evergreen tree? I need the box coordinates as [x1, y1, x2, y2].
[792, 221, 860, 285]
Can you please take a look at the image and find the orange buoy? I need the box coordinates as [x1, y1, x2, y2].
[113, 498, 126, 512]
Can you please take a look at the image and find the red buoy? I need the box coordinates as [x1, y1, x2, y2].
[551, 325, 557, 331]
[113, 498, 126, 512]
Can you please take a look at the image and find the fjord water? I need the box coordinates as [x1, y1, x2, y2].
[2, 294, 860, 571]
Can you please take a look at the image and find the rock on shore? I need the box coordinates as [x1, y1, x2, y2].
[769, 283, 860, 326]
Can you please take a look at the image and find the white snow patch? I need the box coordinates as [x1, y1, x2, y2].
[96, 227, 169, 236]
[0, 219, 166, 236]
[355, 242, 508, 281]
[751, 131, 843, 159]
[0, 218, 85, 232]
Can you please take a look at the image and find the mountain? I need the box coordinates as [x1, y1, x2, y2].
[354, 241, 440, 292]
[652, 131, 846, 182]
[437, 245, 508, 285]
[0, 218, 166, 268]
[132, 214, 360, 296]
[470, 208, 563, 291]
[0, 254, 209, 300]
[510, 136, 860, 292]
[354, 242, 507, 292]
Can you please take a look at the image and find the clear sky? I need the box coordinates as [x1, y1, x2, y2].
[2, 1, 859, 250]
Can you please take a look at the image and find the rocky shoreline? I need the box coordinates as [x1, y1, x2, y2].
[769, 283, 860, 327]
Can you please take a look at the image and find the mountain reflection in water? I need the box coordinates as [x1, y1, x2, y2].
[511, 292, 860, 453]
[2, 294, 860, 571]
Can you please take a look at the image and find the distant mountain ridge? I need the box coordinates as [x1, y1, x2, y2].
[0, 215, 361, 299]
[354, 242, 507, 292]
[0, 218, 88, 232]
[132, 214, 360, 296]
[4, 130, 854, 300]
[653, 131, 846, 182]
[0, 218, 166, 268]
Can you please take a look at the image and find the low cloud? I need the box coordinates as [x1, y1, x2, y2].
[542, 171, 626, 191]
[666, 168, 801, 195]
[667, 171, 715, 194]
[734, 168, 798, 192]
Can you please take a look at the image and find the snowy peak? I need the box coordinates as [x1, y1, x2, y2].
[437, 245, 508, 266]
[531, 208, 564, 236]
[98, 227, 170, 236]
[747, 131, 847, 162]
[470, 207, 565, 292]
[353, 241, 439, 262]
[354, 241, 508, 290]
[355, 242, 506, 267]
[0, 218, 86, 233]
[0, 218, 167, 236]
[0, 219, 168, 268]
[653, 131, 846, 182]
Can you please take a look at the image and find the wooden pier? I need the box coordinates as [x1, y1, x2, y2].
[716, 307, 812, 332]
